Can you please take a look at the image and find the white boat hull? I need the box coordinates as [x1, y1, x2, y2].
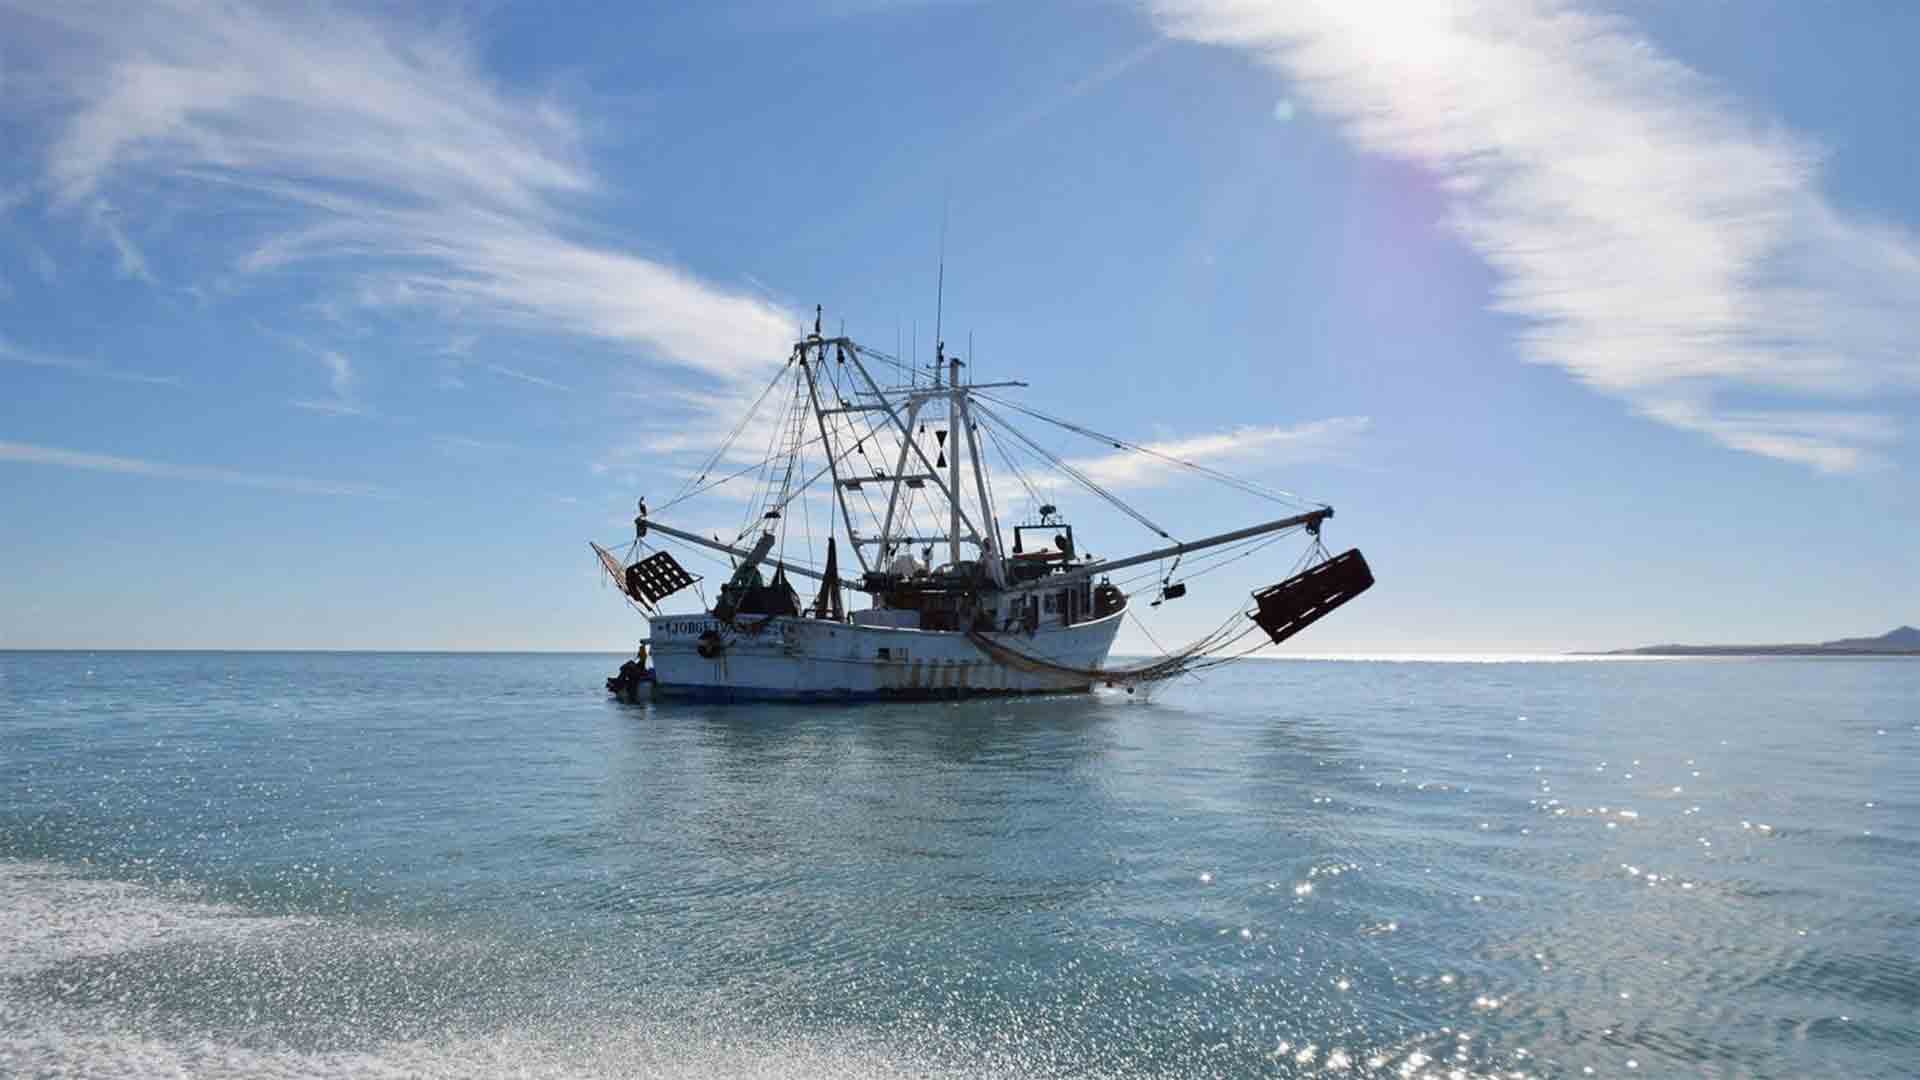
[646, 608, 1125, 702]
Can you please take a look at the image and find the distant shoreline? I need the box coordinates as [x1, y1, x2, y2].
[1585, 625, 1920, 657]
[1579, 647, 1920, 657]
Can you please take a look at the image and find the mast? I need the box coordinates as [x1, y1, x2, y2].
[841, 342, 984, 557]
[876, 398, 924, 563]
[961, 384, 998, 556]
[798, 319, 871, 574]
[948, 350, 962, 566]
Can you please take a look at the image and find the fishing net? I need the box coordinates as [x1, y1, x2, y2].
[966, 549, 1374, 688]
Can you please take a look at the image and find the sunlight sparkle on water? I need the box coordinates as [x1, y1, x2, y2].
[2, 651, 1911, 1080]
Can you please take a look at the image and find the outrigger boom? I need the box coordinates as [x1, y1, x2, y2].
[1078, 508, 1332, 578]
[635, 516, 865, 592]
[635, 506, 1333, 594]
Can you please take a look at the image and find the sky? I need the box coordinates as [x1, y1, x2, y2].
[1, 0, 1916, 653]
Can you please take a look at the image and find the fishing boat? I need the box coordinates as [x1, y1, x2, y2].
[594, 308, 1372, 702]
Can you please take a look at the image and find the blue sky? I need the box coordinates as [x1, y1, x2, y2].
[1, 0, 1915, 653]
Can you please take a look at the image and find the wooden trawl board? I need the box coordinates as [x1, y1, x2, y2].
[1249, 549, 1375, 645]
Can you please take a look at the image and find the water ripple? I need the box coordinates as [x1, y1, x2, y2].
[2, 650, 1915, 1078]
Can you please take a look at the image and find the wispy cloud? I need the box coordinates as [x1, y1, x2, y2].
[273, 335, 369, 415]
[25, 242, 58, 283]
[0, 333, 178, 385]
[320, 349, 353, 399]
[1154, 0, 1920, 471]
[432, 434, 516, 453]
[986, 39, 1168, 142]
[86, 198, 150, 281]
[289, 396, 372, 417]
[13, 0, 796, 378]
[0, 439, 389, 497]
[429, 433, 520, 465]
[597, 375, 809, 474]
[487, 363, 570, 392]
[1071, 416, 1371, 490]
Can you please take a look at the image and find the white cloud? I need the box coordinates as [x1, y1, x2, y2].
[1070, 416, 1371, 489]
[429, 433, 518, 465]
[0, 439, 389, 497]
[487, 363, 570, 392]
[269, 333, 367, 415]
[320, 349, 353, 399]
[13, 0, 796, 378]
[602, 373, 820, 471]
[0, 333, 178, 385]
[26, 242, 59, 283]
[986, 39, 1167, 142]
[1153, 0, 1920, 471]
[86, 198, 150, 281]
[289, 397, 371, 417]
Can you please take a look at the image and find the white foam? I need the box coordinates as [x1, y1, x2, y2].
[0, 860, 313, 980]
[0, 1006, 1008, 1080]
[1, 860, 1533, 1080]
[0, 860, 1033, 1079]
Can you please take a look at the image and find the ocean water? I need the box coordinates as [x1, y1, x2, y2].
[1, 652, 1914, 1079]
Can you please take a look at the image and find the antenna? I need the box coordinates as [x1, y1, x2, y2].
[934, 193, 949, 371]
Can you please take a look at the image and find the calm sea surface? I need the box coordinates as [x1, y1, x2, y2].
[1, 652, 1914, 1078]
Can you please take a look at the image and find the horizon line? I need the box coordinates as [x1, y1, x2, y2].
[5, 647, 1900, 662]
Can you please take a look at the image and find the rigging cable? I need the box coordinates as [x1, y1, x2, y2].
[666, 355, 795, 508]
[978, 418, 1043, 518]
[974, 391, 1326, 510]
[656, 429, 835, 515]
[971, 402, 1174, 541]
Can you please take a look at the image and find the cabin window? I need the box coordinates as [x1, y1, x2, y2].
[877, 647, 890, 660]
[1043, 593, 1056, 613]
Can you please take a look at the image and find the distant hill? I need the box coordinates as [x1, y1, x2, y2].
[1819, 625, 1920, 651]
[1595, 625, 1920, 656]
